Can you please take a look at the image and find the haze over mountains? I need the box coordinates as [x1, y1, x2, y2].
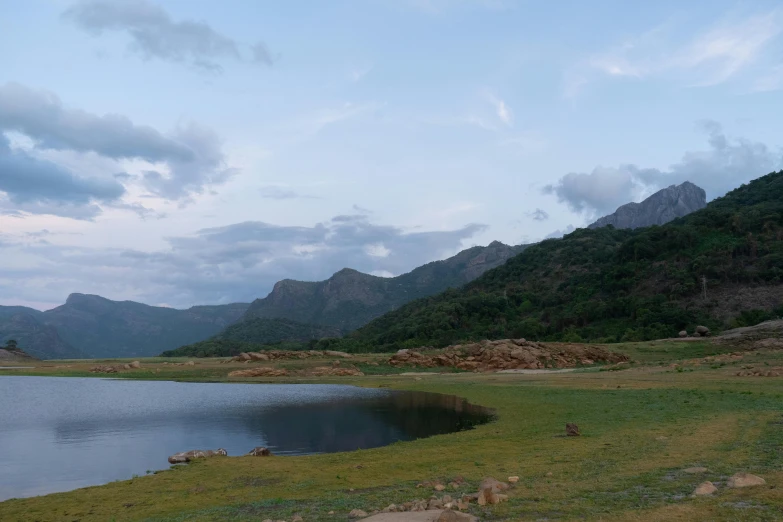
[1, 181, 721, 359]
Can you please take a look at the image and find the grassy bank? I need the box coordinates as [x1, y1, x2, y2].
[1, 340, 782, 521]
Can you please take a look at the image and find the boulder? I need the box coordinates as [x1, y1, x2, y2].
[692, 481, 717, 496]
[129, 361, 141, 369]
[476, 487, 498, 506]
[566, 423, 580, 436]
[678, 330, 688, 338]
[168, 448, 227, 464]
[349, 509, 368, 518]
[249, 352, 270, 361]
[238, 352, 252, 361]
[478, 477, 509, 493]
[247, 446, 272, 456]
[508, 476, 519, 483]
[695, 325, 710, 337]
[727, 472, 766, 488]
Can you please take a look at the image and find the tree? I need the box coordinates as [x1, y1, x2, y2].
[5, 339, 18, 350]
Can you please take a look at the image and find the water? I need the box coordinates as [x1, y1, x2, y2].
[0, 376, 491, 501]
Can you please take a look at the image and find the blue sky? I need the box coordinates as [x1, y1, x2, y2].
[2, 0, 783, 309]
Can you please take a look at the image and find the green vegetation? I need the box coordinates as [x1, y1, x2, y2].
[162, 318, 341, 357]
[3, 341, 783, 521]
[336, 171, 783, 351]
[3, 339, 17, 350]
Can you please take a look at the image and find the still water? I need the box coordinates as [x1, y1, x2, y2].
[0, 376, 491, 501]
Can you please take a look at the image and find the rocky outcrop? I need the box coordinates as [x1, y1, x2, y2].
[589, 181, 706, 230]
[168, 448, 227, 464]
[727, 472, 766, 488]
[247, 447, 272, 456]
[389, 339, 628, 372]
[227, 350, 353, 362]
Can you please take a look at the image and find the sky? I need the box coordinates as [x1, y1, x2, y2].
[2, 0, 783, 310]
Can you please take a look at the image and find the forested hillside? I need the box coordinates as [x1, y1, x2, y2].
[344, 171, 783, 351]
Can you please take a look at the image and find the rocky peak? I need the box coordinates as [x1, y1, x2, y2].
[589, 181, 707, 230]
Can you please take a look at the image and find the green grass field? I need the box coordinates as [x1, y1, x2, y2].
[1, 340, 782, 521]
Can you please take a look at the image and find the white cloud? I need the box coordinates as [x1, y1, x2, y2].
[486, 93, 513, 126]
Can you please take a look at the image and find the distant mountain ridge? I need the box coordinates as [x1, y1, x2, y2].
[589, 181, 707, 230]
[0, 295, 249, 359]
[242, 241, 530, 332]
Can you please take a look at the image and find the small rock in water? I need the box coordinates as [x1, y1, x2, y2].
[692, 481, 717, 496]
[727, 472, 766, 488]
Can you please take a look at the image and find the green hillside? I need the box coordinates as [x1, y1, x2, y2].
[344, 171, 783, 351]
[161, 317, 341, 357]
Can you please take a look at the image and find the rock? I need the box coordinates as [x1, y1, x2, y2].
[186, 360, 195, 366]
[477, 487, 498, 506]
[325, 350, 352, 358]
[588, 182, 706, 230]
[566, 423, 580, 436]
[129, 360, 141, 369]
[292, 516, 303, 522]
[229, 367, 288, 377]
[727, 472, 766, 488]
[478, 477, 509, 493]
[437, 511, 476, 522]
[682, 467, 708, 474]
[123, 364, 131, 369]
[238, 352, 252, 361]
[249, 352, 270, 361]
[692, 481, 717, 496]
[434, 484, 446, 491]
[247, 446, 272, 456]
[349, 509, 368, 518]
[508, 475, 519, 483]
[310, 366, 364, 377]
[695, 325, 710, 337]
[168, 448, 227, 464]
[679, 330, 688, 338]
[89, 365, 118, 374]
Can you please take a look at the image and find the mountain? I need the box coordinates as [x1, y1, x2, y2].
[161, 317, 342, 357]
[0, 344, 38, 362]
[341, 171, 783, 351]
[0, 313, 84, 360]
[35, 294, 250, 359]
[589, 181, 707, 230]
[242, 241, 529, 332]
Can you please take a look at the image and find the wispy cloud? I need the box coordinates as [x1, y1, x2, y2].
[567, 9, 783, 96]
[486, 93, 513, 126]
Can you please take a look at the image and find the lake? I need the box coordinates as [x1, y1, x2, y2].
[0, 376, 491, 501]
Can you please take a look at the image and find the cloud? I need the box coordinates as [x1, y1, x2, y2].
[0, 83, 233, 215]
[568, 9, 783, 96]
[486, 94, 513, 126]
[544, 121, 783, 218]
[0, 133, 125, 219]
[0, 215, 487, 308]
[526, 208, 549, 221]
[544, 225, 575, 239]
[63, 0, 273, 72]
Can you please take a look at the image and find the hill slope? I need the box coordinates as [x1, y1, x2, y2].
[161, 317, 342, 357]
[589, 181, 707, 230]
[346, 172, 783, 350]
[0, 313, 84, 360]
[39, 295, 249, 359]
[243, 241, 529, 332]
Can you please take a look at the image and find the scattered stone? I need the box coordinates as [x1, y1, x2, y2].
[692, 481, 717, 496]
[349, 509, 369, 518]
[478, 477, 509, 493]
[310, 366, 364, 377]
[566, 423, 580, 436]
[727, 472, 766, 488]
[168, 448, 227, 464]
[682, 467, 708, 474]
[508, 476, 519, 483]
[434, 484, 446, 491]
[247, 446, 272, 456]
[89, 365, 119, 374]
[695, 325, 710, 337]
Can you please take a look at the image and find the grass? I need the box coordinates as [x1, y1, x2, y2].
[1, 340, 782, 521]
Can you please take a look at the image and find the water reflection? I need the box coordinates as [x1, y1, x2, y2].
[0, 377, 492, 501]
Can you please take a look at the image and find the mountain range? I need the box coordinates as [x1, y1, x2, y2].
[2, 180, 715, 359]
